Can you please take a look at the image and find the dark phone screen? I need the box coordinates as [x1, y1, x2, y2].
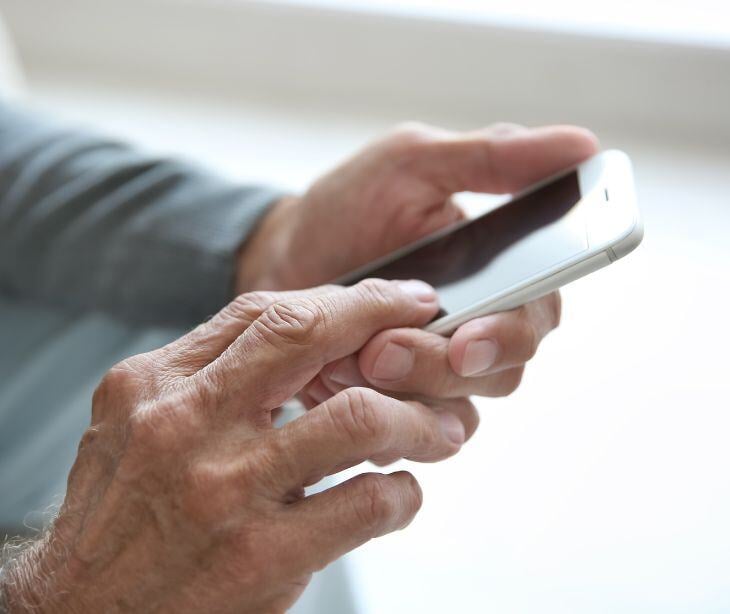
[348, 171, 588, 316]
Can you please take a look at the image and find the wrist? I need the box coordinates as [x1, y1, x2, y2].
[1, 537, 54, 612]
[235, 195, 300, 293]
[1, 529, 82, 614]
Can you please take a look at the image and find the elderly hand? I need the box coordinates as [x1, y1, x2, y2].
[240, 123, 598, 402]
[2, 280, 477, 614]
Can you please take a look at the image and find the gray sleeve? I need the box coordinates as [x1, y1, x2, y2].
[0, 102, 285, 326]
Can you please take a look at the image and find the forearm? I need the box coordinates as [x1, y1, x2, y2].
[0, 534, 51, 613]
[0, 102, 285, 326]
[0, 523, 96, 614]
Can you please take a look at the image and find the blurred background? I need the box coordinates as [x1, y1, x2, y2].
[1, 0, 729, 612]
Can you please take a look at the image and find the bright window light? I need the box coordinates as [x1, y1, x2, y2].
[274, 0, 730, 47]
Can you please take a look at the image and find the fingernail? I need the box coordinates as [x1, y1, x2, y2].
[396, 280, 437, 303]
[438, 413, 465, 445]
[460, 339, 499, 376]
[329, 358, 367, 388]
[371, 342, 414, 381]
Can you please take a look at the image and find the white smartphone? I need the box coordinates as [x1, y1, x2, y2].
[341, 149, 643, 335]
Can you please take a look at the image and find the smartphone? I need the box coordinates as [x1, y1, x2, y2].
[341, 150, 643, 335]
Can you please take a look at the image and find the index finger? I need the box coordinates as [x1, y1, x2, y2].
[413, 123, 599, 195]
[195, 278, 439, 414]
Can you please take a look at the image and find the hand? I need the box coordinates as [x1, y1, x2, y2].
[2, 280, 477, 614]
[304, 291, 562, 406]
[240, 122, 597, 403]
[238, 122, 598, 291]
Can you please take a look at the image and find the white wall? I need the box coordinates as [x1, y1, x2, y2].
[1, 0, 729, 145]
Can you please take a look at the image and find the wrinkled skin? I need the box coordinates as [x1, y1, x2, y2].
[240, 122, 598, 404]
[3, 123, 599, 613]
[5, 280, 479, 613]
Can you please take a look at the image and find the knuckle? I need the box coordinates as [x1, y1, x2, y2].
[333, 387, 390, 445]
[355, 475, 396, 534]
[92, 360, 146, 420]
[254, 299, 323, 347]
[355, 278, 398, 311]
[93, 362, 137, 403]
[222, 291, 278, 324]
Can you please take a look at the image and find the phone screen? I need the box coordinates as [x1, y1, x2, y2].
[347, 171, 589, 316]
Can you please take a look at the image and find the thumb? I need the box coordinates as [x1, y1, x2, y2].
[387, 122, 599, 196]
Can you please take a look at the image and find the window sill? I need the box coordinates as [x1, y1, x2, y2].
[2, 0, 728, 144]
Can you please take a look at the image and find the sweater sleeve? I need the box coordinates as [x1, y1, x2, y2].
[0, 102, 285, 326]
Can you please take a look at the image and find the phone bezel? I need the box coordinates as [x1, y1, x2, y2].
[338, 150, 642, 335]
[580, 150, 642, 257]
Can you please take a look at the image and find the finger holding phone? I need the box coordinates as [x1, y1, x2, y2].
[317, 148, 641, 402]
[1, 122, 640, 613]
[2, 280, 478, 613]
[242, 122, 623, 404]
